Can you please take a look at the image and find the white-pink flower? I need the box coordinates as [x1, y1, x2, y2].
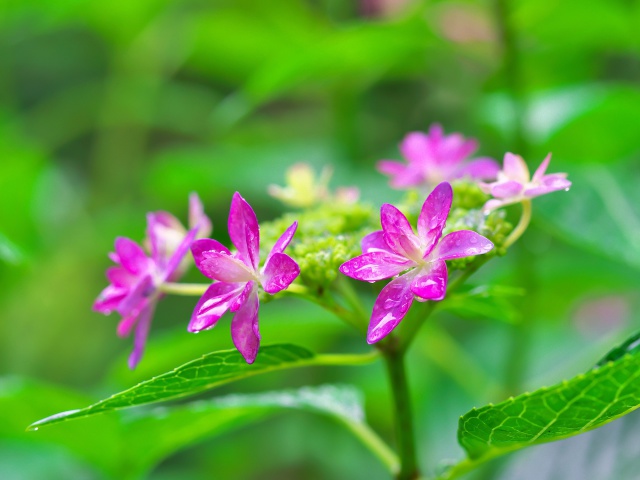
[479, 153, 571, 211]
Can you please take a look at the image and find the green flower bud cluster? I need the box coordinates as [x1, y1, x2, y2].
[450, 180, 490, 210]
[260, 202, 379, 290]
[444, 207, 513, 269]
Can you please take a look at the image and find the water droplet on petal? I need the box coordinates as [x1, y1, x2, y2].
[470, 236, 478, 244]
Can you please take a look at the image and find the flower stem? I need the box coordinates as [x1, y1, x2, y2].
[158, 282, 210, 296]
[383, 347, 419, 480]
[503, 199, 532, 249]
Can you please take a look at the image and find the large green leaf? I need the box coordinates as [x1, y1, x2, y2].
[456, 349, 640, 467]
[29, 344, 377, 429]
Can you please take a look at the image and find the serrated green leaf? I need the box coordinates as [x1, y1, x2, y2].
[457, 351, 640, 465]
[29, 344, 378, 430]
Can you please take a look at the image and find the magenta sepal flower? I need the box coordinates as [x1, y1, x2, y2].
[189, 192, 300, 364]
[339, 182, 494, 344]
[479, 153, 571, 211]
[93, 194, 211, 369]
[377, 124, 499, 189]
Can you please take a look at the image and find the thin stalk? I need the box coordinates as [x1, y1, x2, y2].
[341, 418, 400, 476]
[284, 284, 369, 335]
[383, 348, 419, 480]
[158, 282, 210, 296]
[503, 200, 532, 249]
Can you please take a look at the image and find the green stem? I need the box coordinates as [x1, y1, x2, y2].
[158, 282, 210, 296]
[341, 418, 400, 476]
[314, 350, 380, 366]
[285, 285, 368, 335]
[383, 348, 419, 480]
[503, 199, 532, 249]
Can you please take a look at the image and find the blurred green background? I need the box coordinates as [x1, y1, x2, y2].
[2, 0, 640, 479]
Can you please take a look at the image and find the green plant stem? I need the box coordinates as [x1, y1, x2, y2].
[285, 284, 369, 335]
[158, 282, 210, 296]
[342, 418, 400, 476]
[383, 347, 419, 480]
[503, 200, 532, 249]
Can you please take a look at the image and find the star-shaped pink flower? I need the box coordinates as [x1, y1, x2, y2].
[377, 124, 499, 189]
[93, 193, 211, 369]
[189, 192, 300, 364]
[479, 153, 571, 211]
[340, 182, 494, 343]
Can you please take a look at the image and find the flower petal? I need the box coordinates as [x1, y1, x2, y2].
[197, 251, 255, 283]
[503, 153, 530, 183]
[367, 273, 416, 344]
[432, 230, 494, 260]
[456, 157, 500, 180]
[490, 180, 524, 199]
[531, 153, 551, 183]
[261, 253, 300, 294]
[188, 282, 245, 332]
[417, 182, 452, 254]
[191, 238, 231, 266]
[340, 252, 414, 282]
[411, 261, 448, 300]
[146, 211, 184, 262]
[228, 192, 260, 271]
[162, 227, 198, 282]
[524, 175, 571, 198]
[381, 203, 421, 259]
[231, 285, 261, 364]
[117, 275, 154, 317]
[483, 198, 512, 212]
[115, 237, 151, 275]
[361, 230, 394, 254]
[106, 266, 136, 288]
[128, 302, 156, 370]
[189, 192, 212, 237]
[267, 221, 297, 262]
[93, 284, 127, 314]
[400, 131, 437, 168]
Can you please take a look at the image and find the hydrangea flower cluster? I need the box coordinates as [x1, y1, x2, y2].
[340, 182, 494, 343]
[189, 192, 300, 363]
[377, 123, 499, 189]
[94, 194, 211, 368]
[94, 124, 571, 368]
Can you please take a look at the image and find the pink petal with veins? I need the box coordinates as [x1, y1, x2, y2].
[410, 261, 448, 300]
[381, 203, 421, 259]
[197, 251, 255, 283]
[340, 252, 414, 282]
[367, 273, 416, 344]
[231, 285, 261, 364]
[361, 230, 393, 254]
[433, 230, 494, 260]
[115, 237, 151, 275]
[229, 192, 260, 271]
[189, 282, 245, 332]
[267, 221, 297, 262]
[417, 182, 452, 254]
[261, 253, 300, 294]
[531, 154, 551, 183]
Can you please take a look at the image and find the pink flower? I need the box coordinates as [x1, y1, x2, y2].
[339, 182, 493, 343]
[377, 124, 499, 189]
[189, 192, 300, 364]
[93, 194, 211, 369]
[479, 153, 571, 211]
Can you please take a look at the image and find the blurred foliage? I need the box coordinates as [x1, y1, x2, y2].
[1, 0, 639, 478]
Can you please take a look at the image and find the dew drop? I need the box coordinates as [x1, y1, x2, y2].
[33, 427, 39, 431]
[470, 236, 478, 244]
[564, 187, 570, 192]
